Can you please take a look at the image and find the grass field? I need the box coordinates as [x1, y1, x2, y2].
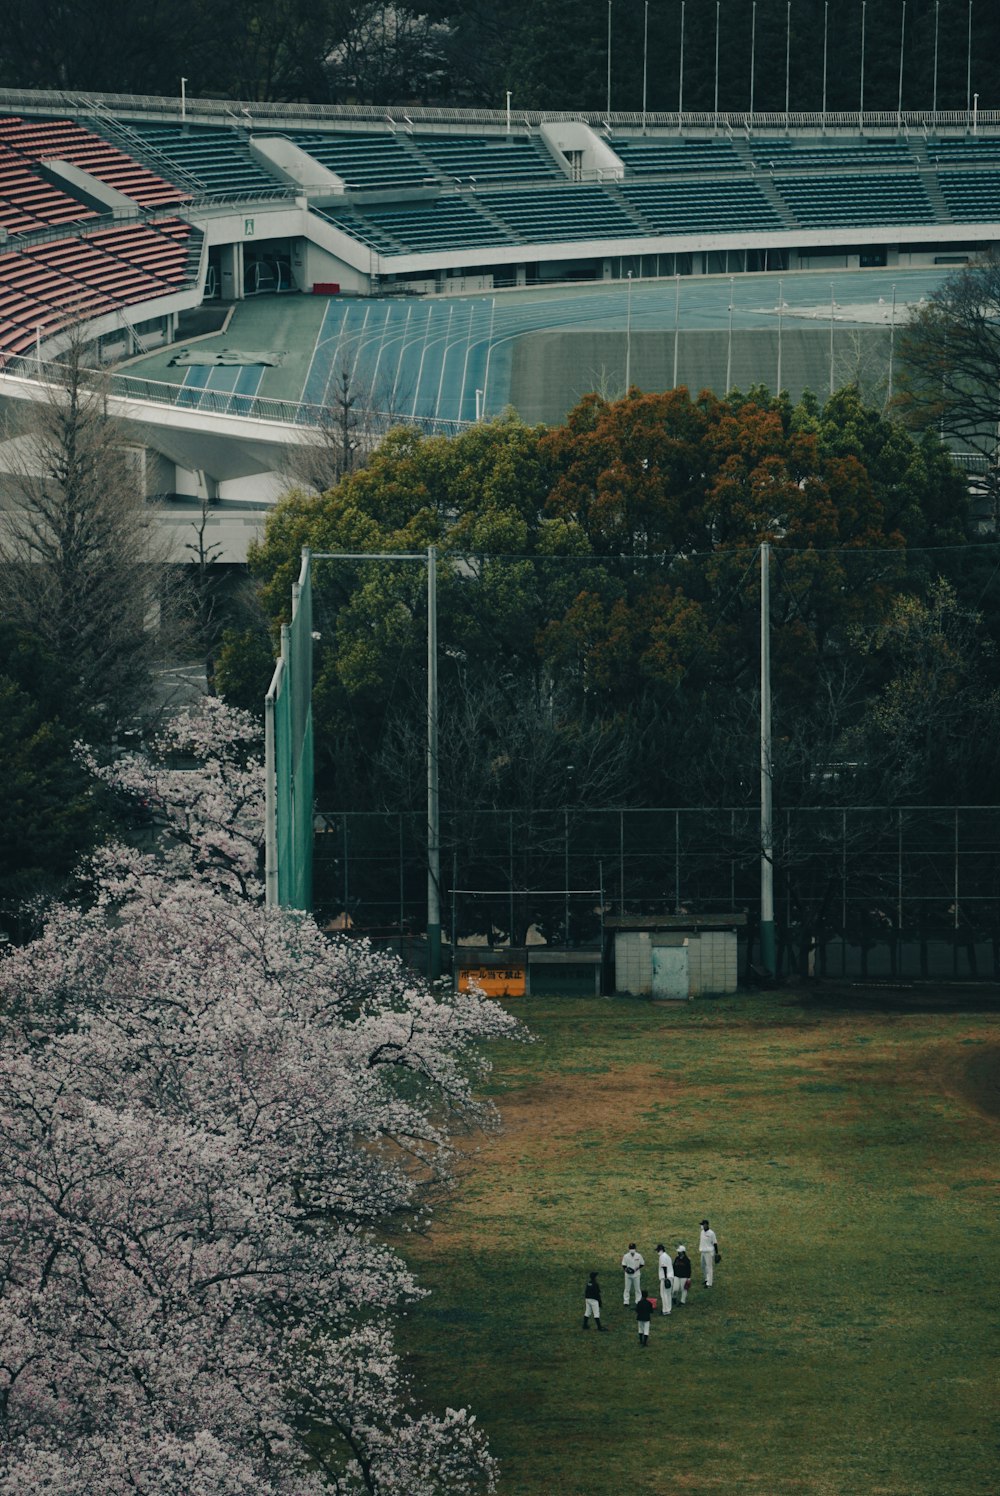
[399, 991, 999, 1496]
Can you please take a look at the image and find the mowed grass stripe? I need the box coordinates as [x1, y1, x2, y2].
[398, 994, 999, 1496]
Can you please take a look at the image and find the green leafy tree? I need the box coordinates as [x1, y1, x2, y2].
[234, 386, 971, 816]
[897, 251, 1000, 530]
[0, 626, 106, 923]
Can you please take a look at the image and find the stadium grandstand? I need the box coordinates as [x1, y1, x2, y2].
[0, 87, 997, 545]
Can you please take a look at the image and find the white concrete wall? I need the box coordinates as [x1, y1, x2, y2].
[249, 135, 346, 195]
[539, 121, 625, 181]
[614, 931, 652, 995]
[687, 931, 738, 996]
[299, 238, 370, 292]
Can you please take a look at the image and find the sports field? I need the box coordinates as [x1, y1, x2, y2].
[399, 992, 999, 1496]
[127, 266, 951, 431]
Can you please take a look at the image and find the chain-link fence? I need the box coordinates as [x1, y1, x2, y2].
[314, 804, 1000, 980]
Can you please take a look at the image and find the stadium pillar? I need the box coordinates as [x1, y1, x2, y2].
[427, 545, 441, 981]
[760, 542, 776, 979]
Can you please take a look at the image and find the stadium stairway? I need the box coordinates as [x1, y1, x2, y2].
[730, 136, 799, 229]
[90, 110, 208, 198]
[462, 188, 531, 240]
[601, 180, 670, 238]
[910, 140, 952, 222]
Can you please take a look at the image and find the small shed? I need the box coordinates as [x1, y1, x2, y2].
[605, 914, 746, 999]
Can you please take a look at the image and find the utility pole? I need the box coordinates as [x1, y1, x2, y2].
[760, 542, 776, 978]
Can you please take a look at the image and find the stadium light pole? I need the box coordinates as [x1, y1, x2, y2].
[678, 1, 686, 119]
[180, 77, 187, 121]
[672, 271, 681, 387]
[713, 1, 720, 130]
[607, 0, 612, 117]
[784, 2, 791, 129]
[967, 1, 973, 120]
[625, 269, 633, 390]
[776, 278, 783, 394]
[760, 541, 776, 979]
[829, 283, 836, 397]
[505, 89, 511, 135]
[860, 1, 867, 128]
[726, 277, 734, 392]
[933, 0, 940, 118]
[642, 0, 649, 133]
[749, 1, 757, 123]
[897, 1, 906, 131]
[822, 3, 828, 124]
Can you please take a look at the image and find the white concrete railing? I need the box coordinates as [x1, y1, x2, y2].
[0, 357, 472, 435]
[1, 87, 998, 137]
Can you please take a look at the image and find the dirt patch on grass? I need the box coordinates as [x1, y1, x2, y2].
[488, 1063, 665, 1137]
[929, 1041, 1000, 1121]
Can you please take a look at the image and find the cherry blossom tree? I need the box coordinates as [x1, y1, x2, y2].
[0, 702, 514, 1493]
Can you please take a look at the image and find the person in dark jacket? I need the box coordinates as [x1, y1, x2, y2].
[635, 1290, 654, 1345]
[672, 1245, 692, 1305]
[583, 1271, 608, 1330]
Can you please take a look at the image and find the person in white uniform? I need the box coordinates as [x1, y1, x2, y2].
[621, 1243, 645, 1304]
[699, 1218, 719, 1287]
[656, 1242, 674, 1314]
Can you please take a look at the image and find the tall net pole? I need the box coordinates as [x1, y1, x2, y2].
[760, 542, 776, 976]
[264, 547, 314, 911]
[426, 546, 441, 979]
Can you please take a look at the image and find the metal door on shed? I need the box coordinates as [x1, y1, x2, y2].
[651, 944, 689, 999]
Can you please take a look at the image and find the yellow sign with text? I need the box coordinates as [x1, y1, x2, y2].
[457, 965, 527, 997]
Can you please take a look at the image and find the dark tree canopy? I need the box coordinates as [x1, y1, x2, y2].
[1, 1, 995, 110]
[897, 252, 1000, 529]
[226, 383, 979, 824]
